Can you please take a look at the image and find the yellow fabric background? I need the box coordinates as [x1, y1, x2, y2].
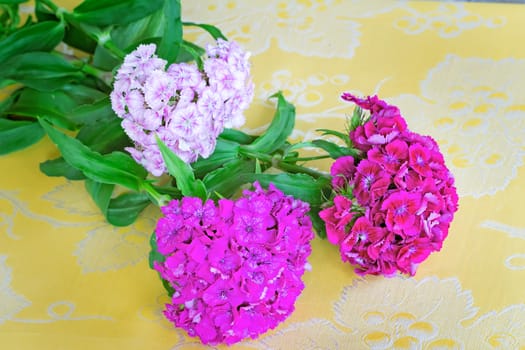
[1, 1, 525, 349]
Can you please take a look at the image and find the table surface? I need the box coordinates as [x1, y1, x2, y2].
[1, 1, 525, 349]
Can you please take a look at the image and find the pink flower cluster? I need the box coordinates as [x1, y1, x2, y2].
[153, 183, 313, 345]
[320, 93, 458, 276]
[110, 40, 254, 176]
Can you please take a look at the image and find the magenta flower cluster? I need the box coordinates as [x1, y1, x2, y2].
[320, 93, 459, 276]
[153, 183, 314, 345]
[110, 40, 254, 176]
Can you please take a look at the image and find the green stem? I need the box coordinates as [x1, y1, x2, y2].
[37, 0, 127, 60]
[141, 182, 171, 207]
[73, 60, 112, 87]
[73, 24, 126, 60]
[98, 32, 126, 60]
[239, 148, 329, 180]
[284, 155, 331, 162]
[274, 160, 329, 179]
[37, 0, 61, 14]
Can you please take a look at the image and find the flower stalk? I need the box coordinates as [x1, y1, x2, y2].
[72, 60, 113, 87]
[238, 148, 329, 180]
[141, 182, 171, 207]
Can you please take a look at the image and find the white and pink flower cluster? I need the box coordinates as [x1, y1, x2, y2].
[320, 94, 459, 276]
[110, 40, 254, 176]
[153, 183, 314, 345]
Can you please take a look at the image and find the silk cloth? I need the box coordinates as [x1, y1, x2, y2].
[1, 1, 525, 349]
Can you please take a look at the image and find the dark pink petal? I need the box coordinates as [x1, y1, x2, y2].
[368, 140, 409, 174]
[194, 316, 218, 344]
[319, 195, 354, 244]
[340, 93, 389, 113]
[330, 155, 356, 189]
[409, 143, 433, 177]
[351, 217, 385, 244]
[396, 242, 432, 275]
[154, 182, 314, 345]
[381, 191, 421, 230]
[354, 159, 389, 205]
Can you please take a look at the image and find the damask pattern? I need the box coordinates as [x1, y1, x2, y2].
[42, 181, 157, 273]
[0, 256, 30, 324]
[252, 277, 525, 349]
[388, 55, 525, 197]
[481, 220, 525, 270]
[74, 222, 152, 273]
[1, 0, 524, 349]
[183, 0, 405, 58]
[393, 3, 505, 37]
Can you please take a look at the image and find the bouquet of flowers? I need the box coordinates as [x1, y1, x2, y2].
[319, 94, 459, 276]
[151, 183, 313, 344]
[0, 0, 458, 346]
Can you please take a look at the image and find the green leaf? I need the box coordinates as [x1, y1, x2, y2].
[77, 121, 130, 153]
[241, 92, 295, 154]
[316, 128, 351, 146]
[62, 20, 97, 54]
[6, 88, 78, 130]
[85, 179, 114, 214]
[149, 231, 175, 295]
[192, 138, 240, 177]
[34, 1, 58, 22]
[106, 192, 151, 226]
[0, 52, 85, 91]
[60, 83, 107, 104]
[39, 100, 130, 180]
[0, 0, 28, 4]
[154, 185, 181, 199]
[39, 119, 147, 191]
[289, 139, 357, 159]
[113, 9, 165, 44]
[176, 40, 205, 63]
[0, 87, 19, 113]
[309, 206, 327, 239]
[91, 6, 166, 70]
[156, 137, 207, 199]
[91, 45, 120, 74]
[312, 139, 358, 158]
[5, 85, 106, 131]
[0, 118, 44, 155]
[203, 159, 255, 199]
[219, 128, 256, 145]
[157, 0, 182, 64]
[0, 21, 64, 62]
[1, 3, 21, 36]
[69, 97, 115, 125]
[63, 26, 97, 54]
[34, 2, 96, 54]
[249, 173, 329, 206]
[178, 41, 203, 69]
[39, 157, 85, 180]
[148, 231, 164, 268]
[72, 0, 164, 27]
[76, 116, 130, 153]
[183, 21, 227, 40]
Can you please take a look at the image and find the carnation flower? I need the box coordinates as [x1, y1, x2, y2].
[110, 40, 254, 176]
[153, 183, 314, 345]
[320, 93, 459, 276]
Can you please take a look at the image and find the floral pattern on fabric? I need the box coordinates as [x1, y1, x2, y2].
[393, 3, 505, 38]
[0, 255, 31, 324]
[388, 55, 525, 197]
[253, 276, 525, 349]
[183, 0, 406, 58]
